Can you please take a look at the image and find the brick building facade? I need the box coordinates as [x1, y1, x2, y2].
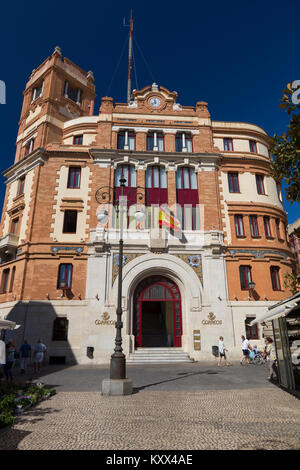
[0, 48, 294, 363]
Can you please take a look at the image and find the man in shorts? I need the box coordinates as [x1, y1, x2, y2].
[33, 339, 47, 373]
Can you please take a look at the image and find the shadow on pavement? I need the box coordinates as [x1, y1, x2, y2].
[133, 369, 219, 393]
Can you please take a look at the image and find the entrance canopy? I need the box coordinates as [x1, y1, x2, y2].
[250, 292, 300, 325]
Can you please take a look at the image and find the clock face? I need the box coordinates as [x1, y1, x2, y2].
[149, 97, 161, 107]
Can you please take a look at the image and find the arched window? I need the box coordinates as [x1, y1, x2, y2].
[175, 132, 193, 152]
[147, 132, 164, 151]
[117, 130, 135, 150]
[176, 167, 199, 230]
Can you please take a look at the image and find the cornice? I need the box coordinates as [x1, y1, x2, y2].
[2, 148, 48, 184]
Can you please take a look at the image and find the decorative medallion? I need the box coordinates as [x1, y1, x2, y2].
[188, 255, 201, 268]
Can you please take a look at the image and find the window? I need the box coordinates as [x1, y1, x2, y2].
[17, 176, 25, 196]
[67, 167, 81, 189]
[239, 265, 252, 290]
[223, 138, 233, 151]
[176, 167, 199, 230]
[0, 269, 10, 294]
[228, 172, 240, 193]
[147, 132, 164, 151]
[117, 130, 135, 150]
[63, 210, 77, 233]
[175, 133, 193, 152]
[57, 264, 73, 289]
[32, 81, 43, 101]
[145, 166, 168, 228]
[249, 140, 257, 153]
[234, 215, 245, 237]
[176, 167, 197, 190]
[73, 135, 83, 145]
[24, 138, 34, 156]
[113, 165, 137, 229]
[275, 218, 281, 239]
[11, 218, 19, 235]
[256, 174, 265, 195]
[270, 266, 281, 291]
[52, 317, 69, 341]
[114, 165, 136, 187]
[146, 166, 167, 189]
[9, 267, 15, 293]
[249, 215, 259, 237]
[263, 216, 272, 238]
[64, 80, 82, 104]
[245, 317, 259, 340]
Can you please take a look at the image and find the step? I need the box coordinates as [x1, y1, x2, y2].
[127, 348, 194, 364]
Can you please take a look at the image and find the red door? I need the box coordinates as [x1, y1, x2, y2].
[134, 276, 182, 348]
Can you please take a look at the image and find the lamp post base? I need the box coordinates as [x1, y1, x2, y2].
[101, 378, 133, 396]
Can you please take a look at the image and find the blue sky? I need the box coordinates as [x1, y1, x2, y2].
[0, 0, 299, 223]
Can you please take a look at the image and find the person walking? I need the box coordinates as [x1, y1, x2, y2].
[32, 339, 47, 374]
[240, 335, 251, 365]
[265, 337, 277, 381]
[19, 340, 31, 374]
[218, 336, 230, 366]
[3, 341, 16, 382]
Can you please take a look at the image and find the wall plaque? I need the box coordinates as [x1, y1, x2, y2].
[95, 312, 115, 326]
[202, 312, 222, 325]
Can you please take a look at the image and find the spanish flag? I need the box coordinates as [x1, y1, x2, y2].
[158, 206, 181, 235]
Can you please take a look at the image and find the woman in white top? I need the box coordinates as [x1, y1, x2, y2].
[218, 336, 230, 366]
[240, 335, 252, 364]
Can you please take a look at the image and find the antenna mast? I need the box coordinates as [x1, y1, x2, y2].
[125, 10, 134, 103]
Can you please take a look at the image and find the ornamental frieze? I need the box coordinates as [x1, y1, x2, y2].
[51, 246, 83, 254]
[112, 253, 143, 285]
[228, 249, 289, 259]
[175, 254, 203, 285]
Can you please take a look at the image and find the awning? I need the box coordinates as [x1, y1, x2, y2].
[250, 294, 300, 326]
[0, 319, 20, 330]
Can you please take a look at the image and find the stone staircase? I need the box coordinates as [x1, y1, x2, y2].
[127, 348, 194, 364]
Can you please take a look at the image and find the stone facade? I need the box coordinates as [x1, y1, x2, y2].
[0, 48, 294, 363]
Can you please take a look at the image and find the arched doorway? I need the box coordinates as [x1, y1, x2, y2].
[133, 275, 182, 348]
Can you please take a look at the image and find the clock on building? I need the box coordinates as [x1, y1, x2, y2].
[149, 97, 161, 107]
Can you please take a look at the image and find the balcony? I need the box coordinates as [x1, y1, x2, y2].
[0, 233, 19, 263]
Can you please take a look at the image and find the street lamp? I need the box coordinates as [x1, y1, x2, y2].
[96, 178, 145, 395]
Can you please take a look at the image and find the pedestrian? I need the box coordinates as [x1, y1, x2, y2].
[0, 338, 5, 371]
[19, 340, 31, 374]
[218, 336, 230, 366]
[32, 339, 47, 374]
[240, 335, 252, 365]
[265, 337, 277, 381]
[3, 341, 16, 382]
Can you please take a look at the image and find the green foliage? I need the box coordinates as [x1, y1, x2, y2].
[0, 381, 56, 429]
[270, 83, 300, 203]
[284, 272, 299, 295]
[0, 412, 14, 428]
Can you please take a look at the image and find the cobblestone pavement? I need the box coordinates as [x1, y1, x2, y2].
[0, 381, 299, 450]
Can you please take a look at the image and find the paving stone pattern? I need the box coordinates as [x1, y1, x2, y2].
[0, 387, 299, 450]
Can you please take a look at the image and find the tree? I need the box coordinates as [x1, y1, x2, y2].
[270, 82, 300, 203]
